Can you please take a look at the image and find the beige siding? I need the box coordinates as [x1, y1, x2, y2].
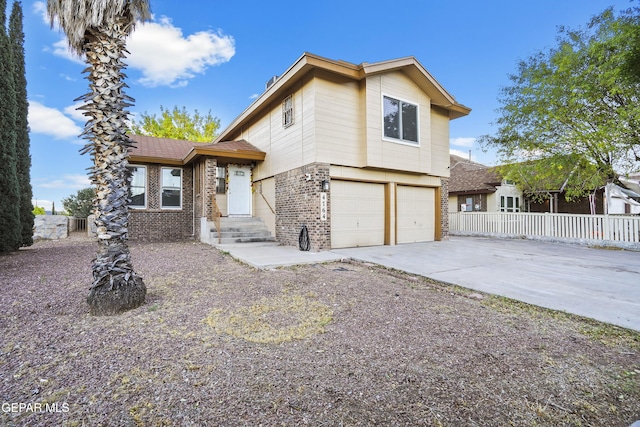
[448, 196, 459, 213]
[314, 70, 364, 167]
[330, 165, 441, 187]
[363, 72, 433, 174]
[238, 74, 317, 182]
[430, 108, 450, 178]
[396, 186, 435, 243]
[253, 177, 276, 235]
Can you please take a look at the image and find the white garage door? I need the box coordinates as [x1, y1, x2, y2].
[331, 180, 385, 249]
[397, 185, 435, 244]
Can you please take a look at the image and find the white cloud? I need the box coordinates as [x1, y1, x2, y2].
[33, 1, 48, 24]
[35, 174, 91, 190]
[43, 15, 235, 88]
[450, 137, 476, 148]
[63, 102, 88, 122]
[28, 101, 82, 140]
[450, 148, 475, 161]
[32, 199, 53, 212]
[45, 38, 85, 65]
[249, 93, 260, 100]
[126, 16, 235, 87]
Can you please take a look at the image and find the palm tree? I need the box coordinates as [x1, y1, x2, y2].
[47, 0, 151, 315]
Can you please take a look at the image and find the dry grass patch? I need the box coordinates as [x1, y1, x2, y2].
[204, 292, 333, 344]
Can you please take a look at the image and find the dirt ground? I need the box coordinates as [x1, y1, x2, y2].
[0, 236, 638, 426]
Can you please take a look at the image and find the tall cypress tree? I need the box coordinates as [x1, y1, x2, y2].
[10, 1, 33, 247]
[0, 0, 21, 253]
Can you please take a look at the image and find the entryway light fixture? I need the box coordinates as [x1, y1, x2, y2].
[321, 180, 330, 191]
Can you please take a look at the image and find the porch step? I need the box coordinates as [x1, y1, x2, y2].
[210, 217, 276, 244]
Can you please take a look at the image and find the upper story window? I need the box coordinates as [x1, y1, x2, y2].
[161, 167, 182, 209]
[282, 95, 294, 128]
[127, 165, 146, 209]
[383, 95, 418, 145]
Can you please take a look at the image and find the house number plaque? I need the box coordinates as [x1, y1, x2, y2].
[320, 192, 327, 221]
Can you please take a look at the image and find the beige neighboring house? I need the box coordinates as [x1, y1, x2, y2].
[448, 155, 523, 213]
[128, 53, 471, 251]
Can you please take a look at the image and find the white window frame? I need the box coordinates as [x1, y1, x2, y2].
[382, 94, 420, 146]
[161, 167, 182, 209]
[500, 195, 520, 212]
[282, 95, 294, 128]
[127, 165, 147, 209]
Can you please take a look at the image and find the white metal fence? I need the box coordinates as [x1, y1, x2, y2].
[449, 212, 640, 245]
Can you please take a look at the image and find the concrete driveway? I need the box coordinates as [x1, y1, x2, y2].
[333, 237, 640, 332]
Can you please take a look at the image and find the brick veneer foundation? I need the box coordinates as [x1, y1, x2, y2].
[129, 164, 194, 241]
[275, 163, 331, 252]
[440, 177, 449, 240]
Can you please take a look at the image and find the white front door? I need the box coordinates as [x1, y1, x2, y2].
[227, 165, 252, 216]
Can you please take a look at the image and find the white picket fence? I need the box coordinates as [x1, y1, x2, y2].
[449, 212, 640, 245]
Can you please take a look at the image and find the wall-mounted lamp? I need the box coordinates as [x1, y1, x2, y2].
[321, 179, 330, 191]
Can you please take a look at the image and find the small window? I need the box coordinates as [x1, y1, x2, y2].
[282, 95, 294, 128]
[127, 165, 146, 209]
[161, 167, 182, 209]
[383, 95, 418, 144]
[216, 166, 226, 194]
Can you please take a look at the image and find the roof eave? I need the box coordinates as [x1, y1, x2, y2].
[184, 146, 266, 163]
[215, 53, 471, 142]
[129, 155, 183, 166]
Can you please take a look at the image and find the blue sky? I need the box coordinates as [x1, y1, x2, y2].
[23, 0, 634, 211]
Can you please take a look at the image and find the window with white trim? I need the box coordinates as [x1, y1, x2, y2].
[127, 165, 147, 209]
[161, 167, 182, 209]
[383, 95, 418, 144]
[282, 95, 294, 128]
[500, 195, 520, 212]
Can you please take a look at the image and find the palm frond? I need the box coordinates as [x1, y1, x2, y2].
[46, 0, 151, 55]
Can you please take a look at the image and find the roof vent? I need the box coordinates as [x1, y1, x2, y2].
[265, 75, 279, 90]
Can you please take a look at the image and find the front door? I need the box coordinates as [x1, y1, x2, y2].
[227, 165, 252, 216]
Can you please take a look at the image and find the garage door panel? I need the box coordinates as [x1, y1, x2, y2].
[331, 181, 385, 249]
[397, 186, 435, 244]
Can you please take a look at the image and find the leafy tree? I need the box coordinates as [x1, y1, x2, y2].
[32, 206, 45, 215]
[130, 105, 221, 142]
[62, 187, 95, 218]
[47, 0, 150, 315]
[481, 7, 640, 201]
[10, 1, 33, 247]
[0, 0, 21, 253]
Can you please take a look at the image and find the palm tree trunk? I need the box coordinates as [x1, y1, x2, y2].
[79, 17, 146, 315]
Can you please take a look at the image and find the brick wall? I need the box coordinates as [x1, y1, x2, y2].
[129, 164, 194, 241]
[440, 178, 449, 240]
[275, 163, 331, 252]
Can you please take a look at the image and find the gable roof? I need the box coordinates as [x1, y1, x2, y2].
[449, 155, 502, 194]
[214, 52, 471, 144]
[128, 134, 266, 165]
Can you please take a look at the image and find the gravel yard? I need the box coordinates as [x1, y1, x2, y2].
[1, 236, 639, 426]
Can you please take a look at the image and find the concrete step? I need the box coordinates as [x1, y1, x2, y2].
[209, 216, 275, 244]
[211, 230, 273, 238]
[218, 236, 277, 244]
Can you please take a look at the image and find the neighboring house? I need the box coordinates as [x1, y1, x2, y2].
[448, 155, 522, 213]
[127, 52, 471, 251]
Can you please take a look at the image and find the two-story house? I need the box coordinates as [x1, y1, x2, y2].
[127, 53, 471, 251]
